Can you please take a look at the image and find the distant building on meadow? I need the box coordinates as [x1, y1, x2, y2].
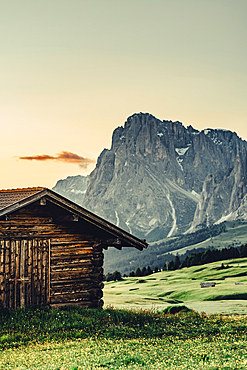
[0, 187, 147, 309]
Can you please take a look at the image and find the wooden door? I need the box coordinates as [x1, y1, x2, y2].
[0, 239, 50, 308]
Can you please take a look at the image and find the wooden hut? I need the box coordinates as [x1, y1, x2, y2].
[0, 187, 147, 309]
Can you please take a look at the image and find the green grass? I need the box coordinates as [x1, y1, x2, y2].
[103, 257, 247, 314]
[1, 257, 247, 369]
[104, 220, 247, 274]
[1, 306, 247, 369]
[158, 220, 247, 257]
[2, 335, 247, 369]
[2, 305, 236, 350]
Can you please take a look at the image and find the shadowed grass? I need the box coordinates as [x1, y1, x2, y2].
[1, 310, 247, 369]
[1, 305, 247, 350]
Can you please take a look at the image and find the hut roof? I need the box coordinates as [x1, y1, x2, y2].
[0, 187, 148, 251]
[0, 187, 46, 210]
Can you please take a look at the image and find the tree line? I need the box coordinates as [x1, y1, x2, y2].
[104, 265, 161, 282]
[104, 244, 247, 281]
[167, 243, 247, 270]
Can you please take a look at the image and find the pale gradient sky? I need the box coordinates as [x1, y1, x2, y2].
[1, 0, 247, 189]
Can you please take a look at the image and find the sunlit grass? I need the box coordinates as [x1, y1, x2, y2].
[103, 257, 247, 314]
[1, 334, 247, 369]
[1, 305, 247, 369]
[1, 305, 247, 347]
[1, 306, 247, 368]
[1, 257, 247, 369]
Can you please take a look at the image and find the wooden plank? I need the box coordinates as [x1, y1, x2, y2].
[48, 239, 51, 304]
[4, 241, 10, 308]
[51, 243, 93, 250]
[0, 218, 53, 225]
[41, 238, 50, 305]
[10, 240, 16, 308]
[51, 256, 93, 264]
[32, 239, 38, 306]
[0, 224, 58, 232]
[51, 236, 94, 243]
[0, 234, 86, 241]
[51, 288, 92, 296]
[20, 240, 26, 307]
[51, 255, 94, 264]
[15, 240, 21, 308]
[51, 243, 95, 250]
[52, 289, 91, 297]
[51, 265, 93, 274]
[51, 248, 94, 257]
[51, 278, 94, 286]
[51, 262, 93, 271]
[0, 240, 5, 307]
[51, 241, 93, 245]
[27, 239, 32, 306]
[37, 239, 42, 305]
[51, 269, 92, 281]
[24, 239, 29, 306]
[42, 239, 46, 305]
[51, 282, 95, 293]
[50, 292, 91, 304]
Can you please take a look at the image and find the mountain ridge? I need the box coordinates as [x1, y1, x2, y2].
[52, 113, 247, 243]
[82, 113, 247, 241]
[51, 112, 247, 273]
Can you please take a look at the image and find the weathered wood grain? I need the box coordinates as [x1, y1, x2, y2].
[20, 240, 26, 307]
[0, 203, 105, 308]
[27, 240, 32, 306]
[5, 241, 10, 307]
[0, 240, 4, 306]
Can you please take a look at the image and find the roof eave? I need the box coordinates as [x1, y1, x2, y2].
[0, 189, 148, 251]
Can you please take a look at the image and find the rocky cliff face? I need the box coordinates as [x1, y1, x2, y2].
[82, 113, 247, 241]
[52, 175, 88, 205]
[190, 149, 247, 230]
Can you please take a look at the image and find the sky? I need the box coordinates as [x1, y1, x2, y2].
[1, 0, 247, 189]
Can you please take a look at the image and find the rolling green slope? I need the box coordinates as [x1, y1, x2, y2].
[160, 220, 247, 257]
[103, 257, 247, 315]
[150, 220, 247, 254]
[104, 220, 247, 274]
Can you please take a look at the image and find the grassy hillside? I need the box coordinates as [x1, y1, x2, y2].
[160, 220, 247, 257]
[103, 220, 247, 274]
[1, 306, 247, 369]
[103, 257, 247, 314]
[1, 259, 247, 368]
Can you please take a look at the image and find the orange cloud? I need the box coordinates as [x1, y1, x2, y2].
[18, 151, 95, 169]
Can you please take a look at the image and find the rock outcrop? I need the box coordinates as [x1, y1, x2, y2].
[82, 113, 247, 241]
[52, 175, 88, 205]
[190, 149, 247, 230]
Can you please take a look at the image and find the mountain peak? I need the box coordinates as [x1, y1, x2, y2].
[83, 113, 247, 242]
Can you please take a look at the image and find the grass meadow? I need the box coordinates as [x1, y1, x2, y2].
[104, 257, 247, 314]
[1, 257, 247, 369]
[2, 334, 247, 369]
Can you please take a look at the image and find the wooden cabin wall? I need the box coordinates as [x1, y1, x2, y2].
[0, 239, 50, 309]
[0, 202, 104, 308]
[50, 241, 103, 308]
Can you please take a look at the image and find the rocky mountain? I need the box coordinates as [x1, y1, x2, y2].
[82, 113, 247, 242]
[190, 149, 247, 230]
[52, 113, 247, 245]
[52, 175, 88, 205]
